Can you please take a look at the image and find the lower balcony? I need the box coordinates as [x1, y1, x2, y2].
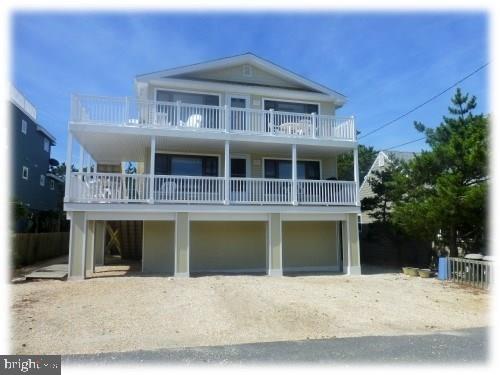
[68, 173, 358, 206]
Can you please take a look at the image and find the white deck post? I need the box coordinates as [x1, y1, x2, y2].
[311, 112, 317, 138]
[149, 136, 156, 203]
[353, 147, 360, 206]
[224, 140, 230, 205]
[269, 108, 275, 135]
[292, 144, 298, 205]
[224, 104, 230, 132]
[79, 146, 84, 173]
[64, 132, 73, 202]
[176, 100, 181, 126]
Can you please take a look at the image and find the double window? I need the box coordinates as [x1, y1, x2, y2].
[264, 100, 318, 114]
[156, 90, 219, 106]
[155, 154, 218, 177]
[264, 159, 320, 180]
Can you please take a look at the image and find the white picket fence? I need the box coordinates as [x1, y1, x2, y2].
[447, 257, 493, 289]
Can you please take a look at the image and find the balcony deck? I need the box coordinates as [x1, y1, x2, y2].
[70, 95, 356, 143]
[68, 173, 358, 207]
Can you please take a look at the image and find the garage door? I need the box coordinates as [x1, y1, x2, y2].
[282, 221, 339, 273]
[190, 221, 267, 274]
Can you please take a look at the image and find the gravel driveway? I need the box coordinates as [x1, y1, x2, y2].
[10, 267, 489, 355]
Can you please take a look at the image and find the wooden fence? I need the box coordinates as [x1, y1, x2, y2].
[11, 232, 69, 268]
[447, 257, 493, 289]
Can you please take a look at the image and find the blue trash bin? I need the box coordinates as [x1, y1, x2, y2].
[438, 257, 448, 280]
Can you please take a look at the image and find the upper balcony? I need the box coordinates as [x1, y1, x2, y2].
[70, 94, 357, 145]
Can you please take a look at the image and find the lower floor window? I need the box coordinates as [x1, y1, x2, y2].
[264, 159, 320, 180]
[22, 166, 29, 180]
[155, 153, 218, 176]
[40, 174, 45, 186]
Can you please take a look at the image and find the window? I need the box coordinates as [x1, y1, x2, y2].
[155, 154, 218, 177]
[264, 100, 319, 114]
[40, 174, 45, 186]
[21, 119, 27, 134]
[264, 159, 320, 180]
[22, 166, 29, 180]
[156, 90, 219, 106]
[44, 138, 50, 152]
[50, 179, 55, 190]
[243, 64, 253, 77]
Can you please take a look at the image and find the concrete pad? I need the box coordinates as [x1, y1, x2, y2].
[25, 264, 68, 280]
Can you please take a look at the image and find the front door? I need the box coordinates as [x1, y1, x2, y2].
[228, 95, 249, 131]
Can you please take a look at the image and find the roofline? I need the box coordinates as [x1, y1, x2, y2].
[135, 53, 346, 104]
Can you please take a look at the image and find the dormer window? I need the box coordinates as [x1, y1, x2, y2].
[243, 64, 253, 77]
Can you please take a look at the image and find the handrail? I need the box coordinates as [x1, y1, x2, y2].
[70, 94, 357, 141]
[68, 172, 358, 206]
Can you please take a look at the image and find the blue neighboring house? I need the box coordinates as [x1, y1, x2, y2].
[10, 84, 64, 232]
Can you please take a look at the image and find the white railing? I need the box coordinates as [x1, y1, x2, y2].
[70, 172, 150, 203]
[70, 95, 356, 141]
[447, 257, 493, 290]
[68, 173, 358, 206]
[297, 180, 357, 205]
[230, 178, 292, 204]
[154, 175, 225, 203]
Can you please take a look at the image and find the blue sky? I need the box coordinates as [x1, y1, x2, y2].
[12, 12, 488, 162]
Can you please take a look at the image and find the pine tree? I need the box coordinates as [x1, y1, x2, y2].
[392, 89, 488, 256]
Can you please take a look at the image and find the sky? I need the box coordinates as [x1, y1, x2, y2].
[11, 11, 489, 162]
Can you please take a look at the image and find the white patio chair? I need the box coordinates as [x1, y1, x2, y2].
[184, 114, 203, 128]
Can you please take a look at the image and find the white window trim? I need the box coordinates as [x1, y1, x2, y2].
[21, 119, 27, 134]
[40, 174, 45, 186]
[154, 87, 222, 105]
[154, 150, 222, 177]
[50, 179, 55, 190]
[261, 97, 322, 115]
[22, 166, 29, 180]
[261, 157, 323, 179]
[243, 64, 253, 77]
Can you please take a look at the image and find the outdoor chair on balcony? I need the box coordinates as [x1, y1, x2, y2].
[183, 114, 203, 129]
[277, 120, 312, 136]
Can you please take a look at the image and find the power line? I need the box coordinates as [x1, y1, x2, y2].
[384, 137, 426, 151]
[359, 62, 489, 140]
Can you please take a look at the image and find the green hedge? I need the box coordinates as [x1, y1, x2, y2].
[12, 232, 69, 268]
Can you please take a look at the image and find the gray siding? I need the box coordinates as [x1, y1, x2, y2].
[10, 102, 62, 211]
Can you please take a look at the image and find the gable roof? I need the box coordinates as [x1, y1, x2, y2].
[136, 53, 346, 104]
[359, 150, 419, 192]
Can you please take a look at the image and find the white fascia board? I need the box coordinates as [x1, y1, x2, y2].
[136, 53, 346, 105]
[64, 203, 361, 215]
[69, 123, 358, 150]
[280, 213, 347, 221]
[147, 78, 339, 104]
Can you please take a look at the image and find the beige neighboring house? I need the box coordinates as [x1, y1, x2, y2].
[359, 150, 417, 224]
[64, 53, 362, 279]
